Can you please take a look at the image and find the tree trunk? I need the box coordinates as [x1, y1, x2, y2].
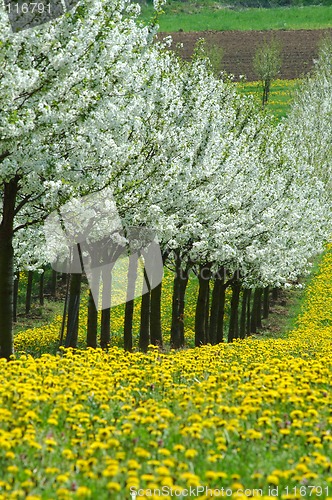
[0, 235, 15, 359]
[123, 255, 138, 352]
[239, 288, 249, 339]
[263, 79, 271, 106]
[13, 272, 20, 323]
[0, 177, 19, 359]
[228, 280, 241, 342]
[87, 289, 98, 348]
[100, 266, 112, 349]
[205, 278, 211, 344]
[250, 288, 262, 334]
[64, 273, 82, 348]
[216, 282, 226, 344]
[263, 286, 269, 319]
[179, 273, 189, 347]
[272, 287, 279, 301]
[170, 257, 189, 349]
[50, 269, 57, 298]
[139, 289, 150, 353]
[209, 271, 224, 345]
[150, 281, 163, 348]
[170, 270, 181, 349]
[39, 270, 45, 307]
[25, 270, 33, 315]
[59, 273, 70, 347]
[195, 264, 211, 347]
[100, 309, 110, 349]
[250, 288, 257, 334]
[246, 289, 252, 337]
[257, 288, 263, 329]
[86, 264, 101, 349]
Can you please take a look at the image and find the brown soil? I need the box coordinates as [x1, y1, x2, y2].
[160, 28, 332, 80]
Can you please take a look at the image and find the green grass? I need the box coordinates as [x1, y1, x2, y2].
[237, 78, 300, 119]
[140, 3, 332, 31]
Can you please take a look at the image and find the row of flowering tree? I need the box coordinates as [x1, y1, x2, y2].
[1, 0, 331, 358]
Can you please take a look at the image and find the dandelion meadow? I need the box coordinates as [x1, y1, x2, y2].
[0, 247, 331, 499]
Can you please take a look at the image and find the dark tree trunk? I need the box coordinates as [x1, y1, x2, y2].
[250, 288, 262, 334]
[262, 79, 271, 107]
[100, 266, 112, 349]
[272, 287, 279, 301]
[139, 289, 150, 353]
[87, 289, 98, 348]
[13, 272, 20, 323]
[86, 263, 101, 349]
[257, 288, 263, 329]
[209, 270, 224, 345]
[263, 286, 269, 319]
[216, 282, 226, 344]
[205, 278, 211, 344]
[250, 288, 258, 334]
[25, 270, 33, 315]
[50, 269, 57, 298]
[0, 177, 19, 359]
[123, 255, 138, 352]
[239, 288, 249, 339]
[150, 282, 163, 348]
[59, 273, 70, 347]
[100, 308, 110, 349]
[64, 273, 82, 348]
[195, 264, 211, 347]
[170, 256, 189, 349]
[39, 270, 45, 307]
[178, 268, 189, 347]
[149, 249, 169, 349]
[170, 268, 181, 349]
[0, 234, 15, 359]
[246, 288, 252, 337]
[228, 280, 241, 342]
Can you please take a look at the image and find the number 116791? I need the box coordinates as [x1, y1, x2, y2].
[283, 486, 329, 496]
[5, 2, 51, 14]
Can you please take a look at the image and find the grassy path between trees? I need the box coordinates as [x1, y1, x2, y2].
[3, 246, 332, 498]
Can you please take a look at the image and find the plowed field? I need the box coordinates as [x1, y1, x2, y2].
[160, 28, 332, 80]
